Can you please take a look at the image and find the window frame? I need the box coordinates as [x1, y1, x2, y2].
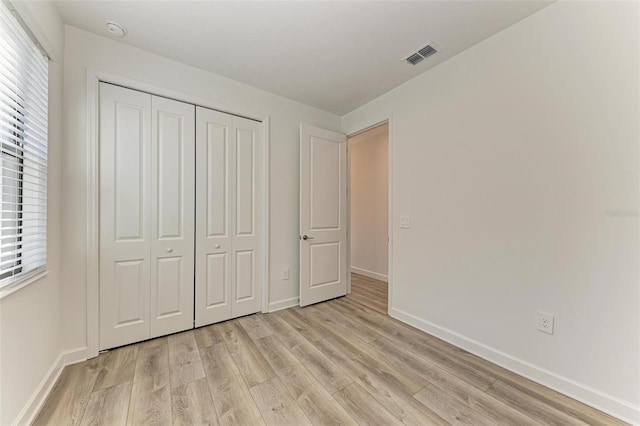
[0, 0, 50, 295]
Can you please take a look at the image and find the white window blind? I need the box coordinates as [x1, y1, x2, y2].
[0, 1, 48, 288]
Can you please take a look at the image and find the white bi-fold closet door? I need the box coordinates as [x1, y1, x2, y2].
[99, 83, 262, 350]
[194, 107, 263, 327]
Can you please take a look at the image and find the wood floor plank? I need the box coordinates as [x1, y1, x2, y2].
[368, 326, 497, 391]
[219, 320, 276, 388]
[300, 307, 427, 395]
[80, 381, 132, 426]
[413, 385, 495, 426]
[260, 312, 353, 393]
[255, 334, 357, 426]
[33, 358, 102, 426]
[352, 281, 387, 294]
[351, 281, 387, 297]
[370, 337, 539, 426]
[93, 345, 138, 392]
[427, 337, 628, 425]
[168, 330, 206, 389]
[332, 297, 413, 336]
[238, 314, 275, 341]
[348, 288, 387, 307]
[329, 299, 433, 349]
[345, 293, 387, 314]
[200, 342, 265, 426]
[314, 337, 448, 426]
[194, 323, 225, 349]
[250, 377, 312, 426]
[332, 383, 402, 426]
[272, 308, 326, 343]
[127, 344, 172, 426]
[487, 380, 587, 426]
[171, 377, 218, 425]
[311, 302, 384, 343]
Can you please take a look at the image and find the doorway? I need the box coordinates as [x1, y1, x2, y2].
[346, 122, 389, 314]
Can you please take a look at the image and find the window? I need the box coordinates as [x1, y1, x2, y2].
[0, 2, 48, 289]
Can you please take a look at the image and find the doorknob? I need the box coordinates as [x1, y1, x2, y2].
[302, 235, 314, 240]
[215, 244, 221, 249]
[166, 248, 173, 253]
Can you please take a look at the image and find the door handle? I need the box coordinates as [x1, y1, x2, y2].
[302, 235, 314, 240]
[166, 247, 173, 253]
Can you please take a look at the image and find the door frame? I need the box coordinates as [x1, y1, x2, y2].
[344, 114, 393, 314]
[85, 69, 271, 358]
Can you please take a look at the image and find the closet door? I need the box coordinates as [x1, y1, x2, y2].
[149, 96, 195, 338]
[99, 83, 152, 350]
[231, 116, 262, 317]
[195, 108, 262, 326]
[195, 108, 232, 326]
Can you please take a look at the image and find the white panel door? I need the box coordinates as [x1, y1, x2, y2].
[149, 96, 195, 338]
[195, 108, 262, 326]
[195, 108, 233, 326]
[299, 124, 347, 307]
[99, 83, 152, 350]
[231, 116, 262, 317]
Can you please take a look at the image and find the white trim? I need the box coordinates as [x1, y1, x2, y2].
[350, 266, 388, 283]
[14, 346, 88, 425]
[61, 346, 89, 366]
[346, 137, 351, 295]
[86, 70, 99, 359]
[268, 297, 299, 312]
[85, 69, 271, 358]
[261, 117, 271, 314]
[389, 307, 640, 425]
[6, 0, 60, 62]
[0, 269, 49, 300]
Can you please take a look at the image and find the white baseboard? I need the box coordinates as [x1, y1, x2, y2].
[268, 297, 299, 312]
[350, 266, 388, 282]
[389, 307, 640, 425]
[15, 347, 88, 425]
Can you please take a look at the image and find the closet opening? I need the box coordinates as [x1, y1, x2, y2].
[97, 81, 266, 350]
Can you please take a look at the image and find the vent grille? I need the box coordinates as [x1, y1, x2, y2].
[418, 44, 437, 59]
[405, 42, 438, 66]
[406, 53, 424, 66]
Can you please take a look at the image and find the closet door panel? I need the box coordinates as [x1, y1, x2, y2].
[231, 117, 262, 317]
[99, 83, 152, 350]
[195, 108, 233, 326]
[150, 96, 195, 338]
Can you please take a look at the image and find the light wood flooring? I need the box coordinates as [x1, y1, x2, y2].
[346, 273, 388, 314]
[34, 274, 625, 425]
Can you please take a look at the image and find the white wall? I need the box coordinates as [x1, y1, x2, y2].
[349, 124, 388, 281]
[61, 26, 342, 352]
[343, 2, 639, 422]
[0, 1, 65, 424]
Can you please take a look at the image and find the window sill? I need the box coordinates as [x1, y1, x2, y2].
[0, 269, 50, 300]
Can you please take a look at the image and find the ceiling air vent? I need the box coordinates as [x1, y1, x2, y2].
[406, 53, 424, 66]
[405, 42, 438, 65]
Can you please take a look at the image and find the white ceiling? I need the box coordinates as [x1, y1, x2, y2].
[54, 1, 552, 115]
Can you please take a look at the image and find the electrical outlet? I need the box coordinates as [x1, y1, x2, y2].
[536, 311, 554, 334]
[281, 268, 289, 280]
[400, 215, 411, 229]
